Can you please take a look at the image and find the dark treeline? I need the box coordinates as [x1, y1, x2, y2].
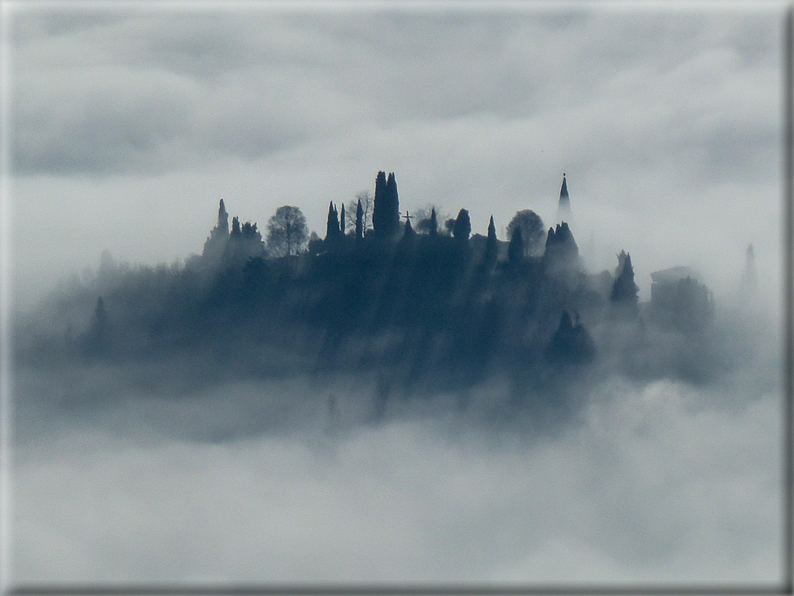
[21, 170, 725, 401]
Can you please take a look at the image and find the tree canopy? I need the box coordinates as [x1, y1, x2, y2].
[266, 206, 308, 257]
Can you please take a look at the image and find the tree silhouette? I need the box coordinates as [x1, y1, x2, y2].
[414, 205, 444, 236]
[267, 206, 308, 257]
[507, 210, 545, 257]
[355, 199, 364, 241]
[545, 311, 595, 364]
[485, 215, 498, 263]
[325, 201, 341, 244]
[453, 209, 471, 242]
[373, 171, 400, 239]
[610, 250, 639, 304]
[202, 199, 230, 260]
[347, 191, 373, 235]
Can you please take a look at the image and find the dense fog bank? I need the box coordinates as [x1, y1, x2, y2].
[11, 370, 782, 583]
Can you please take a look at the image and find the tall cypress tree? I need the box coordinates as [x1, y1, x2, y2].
[325, 201, 340, 243]
[485, 215, 497, 263]
[373, 171, 388, 238]
[355, 199, 364, 241]
[429, 207, 438, 237]
[217, 199, 229, 234]
[611, 251, 639, 304]
[453, 209, 471, 242]
[340, 204, 346, 235]
[374, 171, 400, 239]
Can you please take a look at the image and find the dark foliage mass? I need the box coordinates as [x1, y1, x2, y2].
[19, 170, 736, 419]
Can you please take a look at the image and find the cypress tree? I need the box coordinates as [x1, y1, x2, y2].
[325, 201, 340, 243]
[373, 171, 387, 238]
[403, 216, 415, 238]
[231, 216, 241, 236]
[385, 172, 400, 237]
[217, 199, 229, 234]
[340, 204, 346, 235]
[453, 209, 471, 242]
[485, 215, 497, 262]
[611, 251, 639, 304]
[429, 207, 438, 237]
[355, 199, 364, 241]
[374, 171, 400, 239]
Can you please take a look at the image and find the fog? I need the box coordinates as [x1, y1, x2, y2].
[4, 1, 789, 588]
[10, 348, 783, 583]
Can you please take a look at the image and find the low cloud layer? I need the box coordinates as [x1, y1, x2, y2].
[11, 366, 782, 583]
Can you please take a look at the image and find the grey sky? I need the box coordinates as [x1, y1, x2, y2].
[6, 1, 786, 309]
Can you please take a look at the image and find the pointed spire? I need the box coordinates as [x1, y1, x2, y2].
[558, 173, 571, 214]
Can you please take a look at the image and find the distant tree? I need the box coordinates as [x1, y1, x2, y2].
[414, 205, 444, 236]
[610, 250, 639, 304]
[202, 199, 230, 260]
[545, 310, 595, 364]
[507, 210, 545, 257]
[508, 226, 524, 263]
[347, 191, 373, 234]
[340, 204, 346, 235]
[355, 199, 364, 241]
[485, 215, 498, 263]
[373, 171, 400, 239]
[453, 209, 471, 242]
[241, 221, 261, 241]
[542, 222, 579, 272]
[429, 207, 439, 237]
[266, 206, 308, 257]
[325, 201, 341, 243]
[216, 199, 229, 234]
[403, 216, 416, 240]
[443, 218, 456, 236]
[307, 231, 323, 255]
[223, 219, 265, 263]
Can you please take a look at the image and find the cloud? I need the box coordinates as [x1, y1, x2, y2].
[11, 367, 782, 583]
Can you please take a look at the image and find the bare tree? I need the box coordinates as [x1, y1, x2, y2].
[346, 191, 373, 235]
[507, 209, 545, 257]
[413, 205, 448, 235]
[266, 205, 308, 257]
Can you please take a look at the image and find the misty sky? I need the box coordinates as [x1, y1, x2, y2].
[5, 1, 787, 310]
[3, 0, 790, 587]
